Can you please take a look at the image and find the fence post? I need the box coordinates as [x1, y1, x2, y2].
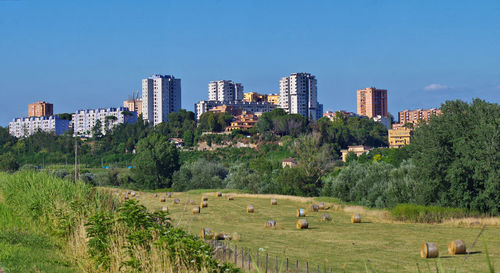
[256, 251, 259, 270]
[317, 264, 319, 273]
[296, 260, 299, 273]
[306, 261, 309, 273]
[330, 267, 333, 273]
[234, 245, 237, 264]
[248, 253, 251, 271]
[265, 253, 268, 273]
[286, 257, 289, 272]
[241, 249, 244, 267]
[276, 256, 278, 273]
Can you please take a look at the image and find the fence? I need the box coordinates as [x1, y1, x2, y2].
[206, 240, 335, 273]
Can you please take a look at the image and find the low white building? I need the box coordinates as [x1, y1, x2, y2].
[9, 116, 70, 138]
[194, 100, 277, 120]
[72, 107, 137, 137]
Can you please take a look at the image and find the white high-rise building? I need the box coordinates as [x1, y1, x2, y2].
[280, 73, 319, 120]
[142, 74, 181, 126]
[9, 116, 70, 138]
[72, 107, 137, 137]
[208, 80, 243, 102]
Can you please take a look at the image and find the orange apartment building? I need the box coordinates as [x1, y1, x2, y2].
[356, 87, 388, 118]
[28, 101, 53, 117]
[123, 99, 143, 116]
[225, 111, 258, 132]
[243, 92, 280, 105]
[398, 108, 442, 125]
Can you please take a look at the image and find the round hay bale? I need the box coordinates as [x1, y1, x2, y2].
[161, 206, 168, 213]
[201, 195, 208, 201]
[297, 209, 306, 217]
[311, 204, 319, 212]
[153, 193, 158, 198]
[319, 202, 325, 210]
[296, 219, 309, 229]
[166, 192, 172, 198]
[227, 195, 234, 200]
[131, 191, 136, 197]
[246, 205, 254, 213]
[127, 190, 131, 194]
[113, 189, 119, 194]
[270, 199, 277, 205]
[421, 243, 439, 258]
[186, 199, 196, 205]
[159, 196, 166, 202]
[173, 198, 180, 204]
[192, 207, 200, 214]
[200, 228, 213, 239]
[321, 213, 332, 222]
[351, 214, 361, 223]
[448, 240, 466, 255]
[266, 220, 277, 228]
[200, 200, 208, 208]
[215, 233, 232, 240]
[123, 193, 129, 201]
[216, 192, 222, 197]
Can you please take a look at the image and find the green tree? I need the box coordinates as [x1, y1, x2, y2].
[410, 99, 500, 214]
[132, 134, 179, 189]
[92, 120, 103, 139]
[0, 153, 19, 172]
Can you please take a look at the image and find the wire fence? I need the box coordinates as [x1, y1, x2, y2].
[206, 240, 334, 273]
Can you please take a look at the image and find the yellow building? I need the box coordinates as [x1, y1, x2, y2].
[267, 94, 280, 105]
[225, 111, 258, 132]
[388, 127, 413, 148]
[340, 145, 373, 162]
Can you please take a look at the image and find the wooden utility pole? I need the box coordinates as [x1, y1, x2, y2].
[74, 139, 78, 182]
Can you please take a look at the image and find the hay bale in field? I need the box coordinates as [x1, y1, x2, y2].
[318, 202, 325, 210]
[296, 219, 309, 229]
[215, 233, 232, 240]
[123, 193, 129, 201]
[186, 199, 196, 205]
[321, 213, 332, 222]
[201, 195, 208, 201]
[113, 189, 119, 194]
[161, 206, 168, 213]
[270, 199, 277, 205]
[160, 196, 166, 202]
[216, 192, 222, 197]
[173, 198, 180, 204]
[153, 193, 158, 198]
[310, 204, 319, 212]
[246, 205, 254, 213]
[127, 190, 131, 194]
[166, 192, 172, 198]
[227, 195, 234, 200]
[200, 201, 208, 208]
[351, 214, 361, 223]
[200, 228, 213, 239]
[421, 243, 439, 258]
[192, 207, 200, 214]
[131, 191, 136, 197]
[448, 240, 466, 255]
[266, 220, 277, 228]
[297, 208, 306, 217]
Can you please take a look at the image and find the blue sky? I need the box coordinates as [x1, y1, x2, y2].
[1, 0, 499, 125]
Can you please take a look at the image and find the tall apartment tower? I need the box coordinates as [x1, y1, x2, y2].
[208, 80, 244, 102]
[356, 87, 388, 118]
[279, 73, 318, 120]
[142, 74, 181, 126]
[28, 101, 53, 117]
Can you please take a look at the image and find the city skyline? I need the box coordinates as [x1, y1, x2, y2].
[1, 1, 500, 126]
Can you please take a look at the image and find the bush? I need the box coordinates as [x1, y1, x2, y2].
[0, 153, 19, 172]
[171, 159, 228, 191]
[392, 203, 479, 223]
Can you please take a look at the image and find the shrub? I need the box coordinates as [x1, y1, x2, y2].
[171, 159, 227, 191]
[392, 203, 479, 223]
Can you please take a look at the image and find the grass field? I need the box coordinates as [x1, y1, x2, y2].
[125, 189, 500, 272]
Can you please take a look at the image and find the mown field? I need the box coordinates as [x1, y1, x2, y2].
[125, 189, 500, 272]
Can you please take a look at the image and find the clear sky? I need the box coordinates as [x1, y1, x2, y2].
[1, 0, 499, 126]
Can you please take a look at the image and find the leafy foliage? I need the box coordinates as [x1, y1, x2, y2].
[132, 133, 180, 189]
[171, 159, 228, 191]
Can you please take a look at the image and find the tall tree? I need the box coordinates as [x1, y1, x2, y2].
[132, 134, 180, 189]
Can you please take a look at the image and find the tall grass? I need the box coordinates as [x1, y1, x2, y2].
[392, 204, 480, 223]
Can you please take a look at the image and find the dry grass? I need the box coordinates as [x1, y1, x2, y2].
[128, 189, 500, 273]
[442, 217, 500, 227]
